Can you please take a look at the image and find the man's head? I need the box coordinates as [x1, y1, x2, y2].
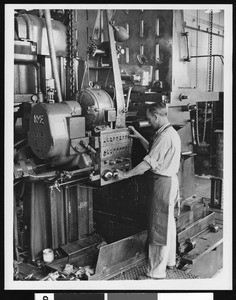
[146, 102, 168, 130]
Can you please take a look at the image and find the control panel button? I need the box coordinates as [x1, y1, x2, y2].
[115, 157, 123, 163]
[113, 170, 118, 178]
[102, 170, 113, 181]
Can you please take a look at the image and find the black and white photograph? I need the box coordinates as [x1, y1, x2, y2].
[4, 4, 232, 290]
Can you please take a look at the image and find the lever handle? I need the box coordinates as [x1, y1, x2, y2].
[181, 32, 191, 62]
[80, 140, 97, 154]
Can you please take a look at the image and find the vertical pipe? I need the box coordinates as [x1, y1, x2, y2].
[209, 55, 215, 166]
[100, 10, 104, 43]
[212, 55, 215, 91]
[155, 69, 159, 81]
[74, 10, 77, 22]
[77, 185, 82, 239]
[210, 101, 214, 166]
[126, 23, 129, 36]
[14, 191, 20, 262]
[155, 44, 160, 61]
[30, 183, 36, 261]
[156, 18, 159, 36]
[140, 19, 144, 38]
[36, 64, 44, 103]
[44, 9, 63, 102]
[126, 47, 129, 64]
[49, 186, 58, 249]
[140, 44, 144, 56]
[107, 10, 126, 128]
[34, 66, 38, 94]
[88, 187, 94, 234]
[60, 56, 65, 99]
[74, 57, 79, 93]
[64, 186, 69, 244]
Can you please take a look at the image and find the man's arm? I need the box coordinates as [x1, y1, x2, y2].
[128, 126, 149, 152]
[138, 135, 149, 152]
[116, 160, 151, 179]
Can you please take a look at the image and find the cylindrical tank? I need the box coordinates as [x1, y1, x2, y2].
[28, 101, 83, 166]
[78, 88, 114, 129]
[15, 13, 67, 56]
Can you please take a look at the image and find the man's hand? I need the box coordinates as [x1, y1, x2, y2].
[116, 169, 128, 180]
[128, 126, 141, 139]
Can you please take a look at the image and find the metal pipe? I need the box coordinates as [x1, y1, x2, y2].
[44, 9, 63, 102]
[181, 32, 191, 62]
[30, 182, 36, 261]
[107, 10, 126, 128]
[190, 54, 224, 65]
[65, 166, 94, 177]
[57, 176, 90, 188]
[27, 166, 94, 181]
[126, 86, 132, 111]
[190, 119, 197, 146]
[184, 24, 224, 38]
[212, 56, 215, 91]
[209, 101, 214, 167]
[36, 63, 44, 102]
[64, 187, 69, 244]
[137, 121, 150, 128]
[14, 138, 27, 148]
[22, 14, 34, 40]
[60, 56, 65, 99]
[14, 192, 20, 262]
[27, 171, 58, 181]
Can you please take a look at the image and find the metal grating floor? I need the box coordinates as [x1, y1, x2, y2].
[109, 259, 199, 280]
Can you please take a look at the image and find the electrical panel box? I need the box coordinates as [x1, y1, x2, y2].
[98, 128, 132, 186]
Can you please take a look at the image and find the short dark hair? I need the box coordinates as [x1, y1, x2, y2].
[147, 102, 167, 117]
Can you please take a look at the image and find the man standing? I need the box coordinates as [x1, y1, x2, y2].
[116, 102, 181, 279]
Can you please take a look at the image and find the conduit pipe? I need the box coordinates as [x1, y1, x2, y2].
[44, 9, 63, 102]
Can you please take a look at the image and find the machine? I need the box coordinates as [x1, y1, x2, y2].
[13, 9, 224, 280]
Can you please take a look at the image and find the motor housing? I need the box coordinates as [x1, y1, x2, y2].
[28, 101, 89, 167]
[78, 88, 115, 130]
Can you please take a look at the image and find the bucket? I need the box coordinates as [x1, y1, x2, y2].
[43, 248, 54, 263]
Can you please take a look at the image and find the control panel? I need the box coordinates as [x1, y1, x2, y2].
[99, 128, 132, 185]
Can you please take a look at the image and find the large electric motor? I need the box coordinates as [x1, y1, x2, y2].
[78, 88, 115, 130]
[28, 101, 92, 168]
